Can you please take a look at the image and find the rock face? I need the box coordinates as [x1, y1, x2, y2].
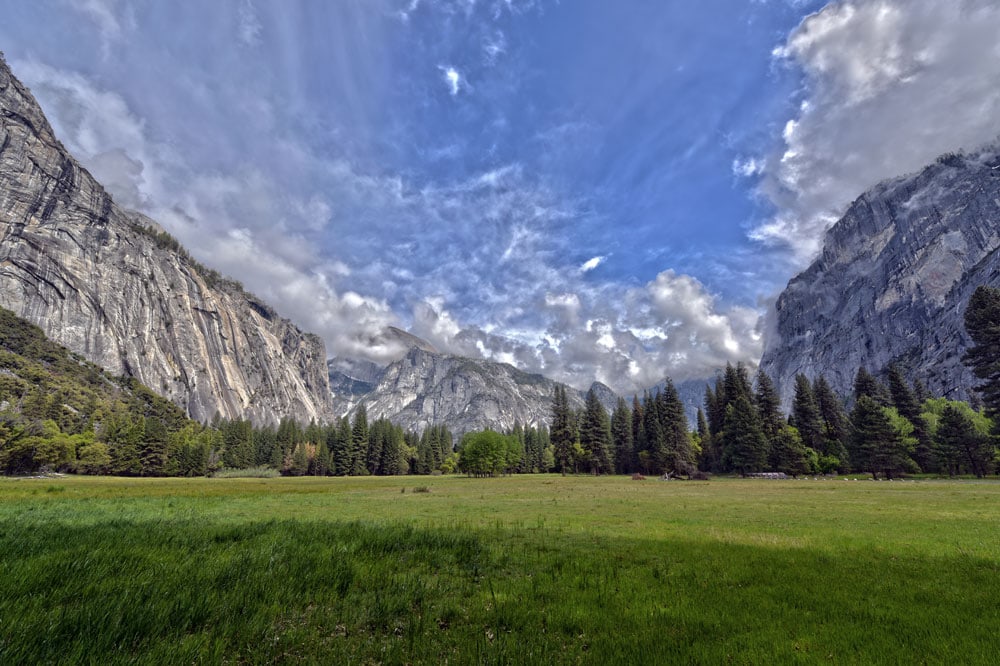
[332, 336, 617, 436]
[760, 147, 1000, 406]
[0, 56, 333, 425]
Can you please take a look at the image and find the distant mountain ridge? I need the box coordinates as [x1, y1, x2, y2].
[760, 145, 1000, 406]
[0, 56, 333, 425]
[330, 332, 619, 436]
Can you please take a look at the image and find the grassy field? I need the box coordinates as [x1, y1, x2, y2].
[1, 475, 998, 664]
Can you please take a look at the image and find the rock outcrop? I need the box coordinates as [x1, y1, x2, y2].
[760, 146, 1000, 406]
[0, 56, 333, 424]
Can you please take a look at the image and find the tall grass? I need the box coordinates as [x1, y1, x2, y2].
[1, 476, 998, 663]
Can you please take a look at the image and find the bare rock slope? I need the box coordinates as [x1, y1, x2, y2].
[760, 147, 1000, 406]
[0, 56, 332, 424]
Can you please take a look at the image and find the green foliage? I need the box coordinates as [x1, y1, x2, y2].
[458, 430, 521, 477]
[963, 285, 1000, 419]
[578, 388, 613, 474]
[549, 385, 576, 474]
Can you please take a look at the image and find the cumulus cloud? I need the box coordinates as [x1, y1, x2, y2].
[579, 256, 606, 273]
[751, 0, 1000, 263]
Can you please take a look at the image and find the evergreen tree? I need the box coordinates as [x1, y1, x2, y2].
[610, 397, 633, 474]
[849, 396, 910, 479]
[934, 403, 993, 477]
[754, 371, 784, 441]
[813, 375, 850, 466]
[790, 374, 823, 454]
[314, 437, 331, 476]
[579, 388, 613, 474]
[550, 385, 576, 474]
[771, 424, 811, 477]
[721, 394, 767, 476]
[886, 364, 933, 471]
[329, 416, 352, 476]
[350, 405, 369, 476]
[659, 380, 694, 476]
[963, 285, 1000, 419]
[854, 367, 889, 406]
[140, 416, 169, 476]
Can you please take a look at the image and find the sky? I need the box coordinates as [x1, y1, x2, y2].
[2, 0, 1000, 395]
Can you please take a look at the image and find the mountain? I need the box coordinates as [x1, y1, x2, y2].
[760, 146, 1000, 406]
[0, 56, 332, 425]
[330, 330, 618, 436]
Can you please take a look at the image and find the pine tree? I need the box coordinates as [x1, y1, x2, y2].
[610, 397, 633, 474]
[790, 374, 823, 454]
[886, 364, 933, 471]
[964, 285, 1000, 419]
[854, 367, 889, 406]
[550, 386, 576, 474]
[849, 396, 909, 479]
[660, 380, 694, 476]
[579, 388, 613, 474]
[350, 405, 369, 476]
[771, 424, 811, 477]
[934, 404, 993, 477]
[722, 394, 767, 476]
[754, 371, 784, 441]
[813, 375, 849, 466]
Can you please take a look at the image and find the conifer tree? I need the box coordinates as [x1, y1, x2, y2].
[886, 364, 933, 471]
[934, 404, 993, 477]
[579, 388, 614, 474]
[963, 285, 1000, 418]
[790, 374, 823, 454]
[350, 405, 369, 476]
[550, 385, 575, 474]
[660, 380, 694, 476]
[854, 367, 889, 406]
[771, 424, 811, 477]
[721, 394, 767, 475]
[849, 396, 909, 479]
[754, 371, 784, 441]
[610, 397, 633, 474]
[813, 375, 849, 465]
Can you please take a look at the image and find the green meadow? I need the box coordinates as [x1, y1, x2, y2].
[1, 475, 998, 664]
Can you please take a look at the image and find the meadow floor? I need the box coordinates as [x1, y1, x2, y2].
[1, 474, 998, 664]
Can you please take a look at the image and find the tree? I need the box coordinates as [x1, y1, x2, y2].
[887, 364, 933, 471]
[854, 367, 889, 406]
[771, 425, 811, 478]
[550, 386, 576, 474]
[963, 285, 1000, 419]
[610, 397, 633, 474]
[790, 374, 823, 454]
[350, 405, 369, 476]
[754, 371, 784, 442]
[659, 380, 694, 476]
[849, 396, 911, 479]
[925, 399, 994, 477]
[721, 394, 767, 476]
[813, 375, 850, 467]
[579, 388, 614, 474]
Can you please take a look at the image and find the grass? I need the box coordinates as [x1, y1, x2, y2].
[1, 475, 998, 664]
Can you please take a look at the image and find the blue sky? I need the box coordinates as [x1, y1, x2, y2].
[2, 0, 999, 394]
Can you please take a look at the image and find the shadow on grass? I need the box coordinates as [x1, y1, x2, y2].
[0, 518, 997, 664]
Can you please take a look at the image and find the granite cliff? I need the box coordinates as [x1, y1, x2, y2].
[0, 56, 333, 424]
[760, 146, 1000, 406]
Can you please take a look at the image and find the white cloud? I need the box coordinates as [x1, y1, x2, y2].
[440, 65, 462, 95]
[579, 256, 606, 273]
[750, 0, 1000, 263]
